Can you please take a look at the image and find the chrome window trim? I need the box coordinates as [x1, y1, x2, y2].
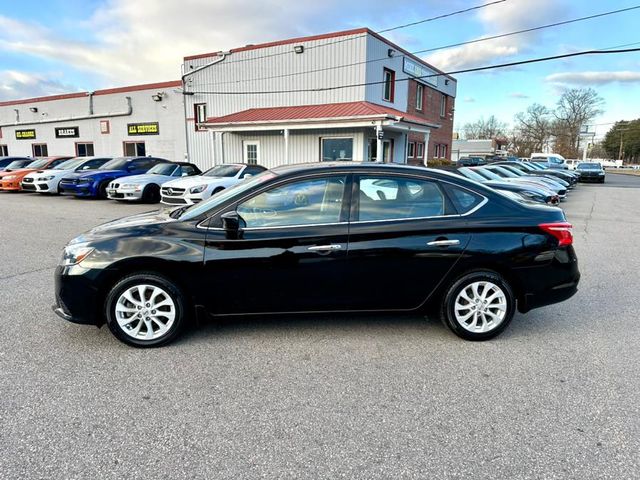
[196, 170, 488, 231]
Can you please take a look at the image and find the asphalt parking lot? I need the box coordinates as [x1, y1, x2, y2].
[1, 174, 639, 479]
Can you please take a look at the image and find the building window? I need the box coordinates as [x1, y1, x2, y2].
[440, 94, 447, 118]
[434, 144, 440, 159]
[124, 141, 146, 156]
[194, 103, 207, 131]
[32, 144, 48, 157]
[416, 83, 424, 111]
[440, 143, 448, 158]
[0, 145, 7, 156]
[408, 142, 416, 158]
[321, 137, 353, 161]
[416, 142, 424, 158]
[243, 141, 260, 165]
[75, 142, 94, 156]
[383, 68, 395, 102]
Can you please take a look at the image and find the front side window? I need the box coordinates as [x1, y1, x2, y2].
[321, 137, 353, 161]
[358, 176, 446, 222]
[416, 83, 424, 110]
[237, 176, 347, 228]
[383, 68, 395, 102]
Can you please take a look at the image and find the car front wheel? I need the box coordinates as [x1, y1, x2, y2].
[440, 271, 515, 341]
[105, 273, 186, 347]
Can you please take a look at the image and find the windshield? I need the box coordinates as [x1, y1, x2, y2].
[99, 157, 130, 170]
[54, 158, 85, 170]
[203, 165, 242, 177]
[500, 165, 525, 176]
[26, 158, 49, 169]
[179, 170, 277, 221]
[6, 160, 33, 169]
[458, 167, 485, 182]
[577, 163, 601, 169]
[473, 168, 502, 181]
[147, 163, 177, 175]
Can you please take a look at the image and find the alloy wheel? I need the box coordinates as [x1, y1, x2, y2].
[114, 284, 176, 340]
[453, 281, 507, 333]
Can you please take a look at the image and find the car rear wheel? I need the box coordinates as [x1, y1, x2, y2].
[440, 271, 515, 341]
[105, 273, 186, 348]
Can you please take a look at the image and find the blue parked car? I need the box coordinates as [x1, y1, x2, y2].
[0, 156, 34, 172]
[59, 156, 170, 198]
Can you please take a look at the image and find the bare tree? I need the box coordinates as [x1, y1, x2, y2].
[513, 103, 553, 155]
[553, 88, 604, 157]
[462, 115, 508, 140]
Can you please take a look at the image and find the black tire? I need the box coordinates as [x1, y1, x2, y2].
[105, 272, 187, 348]
[142, 184, 161, 203]
[439, 270, 516, 341]
[97, 181, 109, 199]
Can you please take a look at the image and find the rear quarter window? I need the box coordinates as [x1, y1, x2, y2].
[445, 184, 485, 214]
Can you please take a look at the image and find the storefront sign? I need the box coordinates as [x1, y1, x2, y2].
[55, 126, 79, 138]
[15, 129, 36, 140]
[403, 58, 438, 87]
[127, 122, 159, 135]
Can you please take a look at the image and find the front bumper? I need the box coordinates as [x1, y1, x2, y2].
[107, 187, 143, 201]
[59, 182, 98, 197]
[0, 180, 22, 191]
[161, 195, 203, 206]
[21, 180, 54, 192]
[54, 264, 103, 325]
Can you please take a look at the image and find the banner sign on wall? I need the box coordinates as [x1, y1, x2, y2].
[55, 126, 79, 138]
[403, 58, 438, 87]
[15, 129, 36, 140]
[127, 122, 159, 135]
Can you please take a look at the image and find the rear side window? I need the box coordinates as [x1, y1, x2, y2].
[445, 184, 485, 214]
[357, 176, 446, 221]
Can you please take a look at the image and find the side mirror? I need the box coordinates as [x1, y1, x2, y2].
[243, 173, 253, 179]
[220, 211, 243, 239]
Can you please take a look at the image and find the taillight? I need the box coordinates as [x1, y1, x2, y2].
[539, 222, 573, 246]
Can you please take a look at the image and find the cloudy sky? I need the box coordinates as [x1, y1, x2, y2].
[1, 0, 638, 137]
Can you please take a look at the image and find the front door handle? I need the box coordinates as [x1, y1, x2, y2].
[427, 239, 461, 247]
[307, 244, 343, 252]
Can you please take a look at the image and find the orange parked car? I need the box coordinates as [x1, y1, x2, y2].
[0, 156, 73, 191]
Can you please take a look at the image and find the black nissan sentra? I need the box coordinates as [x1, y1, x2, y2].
[54, 163, 580, 347]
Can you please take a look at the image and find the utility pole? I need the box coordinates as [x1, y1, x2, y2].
[618, 130, 624, 160]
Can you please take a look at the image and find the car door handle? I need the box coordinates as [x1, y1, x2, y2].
[307, 244, 343, 252]
[427, 239, 461, 247]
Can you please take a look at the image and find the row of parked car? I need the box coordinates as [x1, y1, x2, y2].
[0, 155, 267, 205]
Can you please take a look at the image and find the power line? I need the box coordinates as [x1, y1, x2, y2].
[190, 48, 640, 96]
[413, 5, 640, 54]
[196, 4, 640, 89]
[192, 1, 507, 67]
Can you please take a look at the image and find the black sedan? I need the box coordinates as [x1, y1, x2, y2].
[576, 162, 605, 183]
[54, 163, 580, 347]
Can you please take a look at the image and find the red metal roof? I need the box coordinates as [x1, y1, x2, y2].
[205, 101, 439, 127]
[0, 80, 181, 107]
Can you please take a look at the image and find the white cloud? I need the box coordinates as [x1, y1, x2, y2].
[424, 0, 568, 71]
[545, 71, 640, 85]
[509, 92, 529, 98]
[0, 70, 81, 100]
[463, 96, 476, 102]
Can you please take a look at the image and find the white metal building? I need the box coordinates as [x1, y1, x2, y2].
[0, 81, 186, 160]
[182, 28, 457, 169]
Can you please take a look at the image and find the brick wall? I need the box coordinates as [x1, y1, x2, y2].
[406, 80, 455, 163]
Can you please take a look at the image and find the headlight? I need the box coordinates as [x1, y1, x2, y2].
[4, 175, 16, 180]
[61, 244, 94, 266]
[598, 172, 605, 175]
[39, 176, 55, 181]
[189, 184, 208, 194]
[81, 177, 95, 183]
[121, 183, 141, 190]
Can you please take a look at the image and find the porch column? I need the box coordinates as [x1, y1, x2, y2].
[404, 133, 410, 164]
[423, 130, 431, 166]
[284, 128, 290, 164]
[376, 124, 384, 162]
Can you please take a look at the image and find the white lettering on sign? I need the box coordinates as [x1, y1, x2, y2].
[403, 58, 438, 87]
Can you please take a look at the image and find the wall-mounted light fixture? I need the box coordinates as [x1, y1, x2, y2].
[294, 45, 304, 54]
[151, 92, 165, 102]
[387, 49, 396, 58]
[29, 107, 38, 113]
[445, 79, 450, 85]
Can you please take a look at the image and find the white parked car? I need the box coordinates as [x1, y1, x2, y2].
[21, 157, 112, 194]
[161, 163, 267, 206]
[107, 162, 201, 203]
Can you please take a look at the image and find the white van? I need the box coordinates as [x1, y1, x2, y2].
[530, 153, 568, 170]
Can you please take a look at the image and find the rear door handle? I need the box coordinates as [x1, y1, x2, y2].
[307, 244, 343, 252]
[427, 239, 461, 247]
